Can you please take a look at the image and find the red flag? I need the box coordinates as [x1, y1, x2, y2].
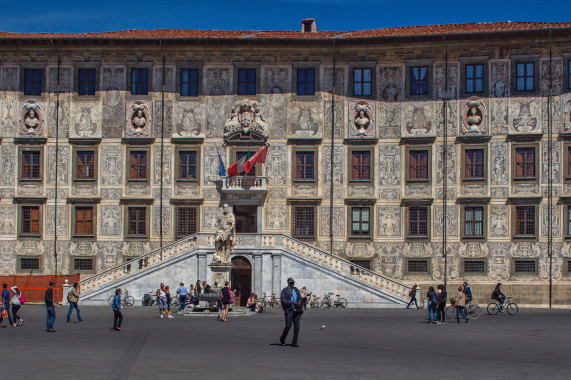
[243, 145, 268, 175]
[227, 151, 251, 177]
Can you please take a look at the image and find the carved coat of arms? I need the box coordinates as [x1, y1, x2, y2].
[223, 100, 268, 143]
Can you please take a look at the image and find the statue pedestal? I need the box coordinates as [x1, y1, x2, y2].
[209, 262, 233, 288]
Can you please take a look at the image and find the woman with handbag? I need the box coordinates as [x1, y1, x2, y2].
[220, 281, 235, 322]
[11, 286, 23, 326]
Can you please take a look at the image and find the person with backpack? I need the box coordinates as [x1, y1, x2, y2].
[426, 286, 438, 324]
[463, 281, 473, 305]
[456, 286, 469, 323]
[67, 283, 84, 324]
[436, 284, 447, 324]
[492, 283, 506, 312]
[406, 284, 419, 309]
[1, 283, 14, 328]
[11, 286, 24, 326]
[111, 288, 123, 331]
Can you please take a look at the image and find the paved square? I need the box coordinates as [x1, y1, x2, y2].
[1, 305, 569, 379]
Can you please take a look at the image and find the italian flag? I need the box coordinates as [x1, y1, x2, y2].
[227, 145, 269, 177]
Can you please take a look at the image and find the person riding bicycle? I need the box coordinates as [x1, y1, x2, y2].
[462, 281, 473, 305]
[491, 283, 506, 312]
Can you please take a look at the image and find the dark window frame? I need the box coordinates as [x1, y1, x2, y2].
[463, 206, 485, 239]
[292, 205, 316, 240]
[127, 149, 149, 182]
[180, 68, 199, 97]
[126, 206, 148, 238]
[462, 259, 487, 274]
[21, 150, 42, 180]
[175, 205, 198, 239]
[73, 205, 95, 238]
[352, 68, 373, 97]
[406, 259, 429, 274]
[178, 150, 198, 181]
[408, 206, 429, 238]
[296, 68, 316, 96]
[511, 56, 539, 95]
[73, 257, 94, 272]
[511, 143, 539, 183]
[350, 150, 372, 181]
[19, 257, 41, 271]
[350, 206, 371, 238]
[78, 68, 97, 96]
[464, 63, 484, 94]
[515, 62, 535, 92]
[23, 68, 43, 96]
[514, 147, 537, 179]
[295, 151, 315, 181]
[409, 66, 429, 96]
[75, 150, 96, 181]
[350, 260, 371, 270]
[238, 68, 257, 96]
[20, 205, 41, 237]
[130, 68, 149, 96]
[514, 205, 537, 239]
[407, 149, 430, 181]
[513, 259, 537, 274]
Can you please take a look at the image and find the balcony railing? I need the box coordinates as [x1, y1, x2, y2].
[222, 176, 267, 192]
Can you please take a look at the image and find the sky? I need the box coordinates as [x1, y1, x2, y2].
[1, 0, 569, 33]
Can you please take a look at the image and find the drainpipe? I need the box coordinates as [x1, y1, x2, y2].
[50, 40, 60, 277]
[329, 41, 336, 256]
[159, 40, 165, 254]
[548, 30, 553, 308]
[442, 36, 448, 291]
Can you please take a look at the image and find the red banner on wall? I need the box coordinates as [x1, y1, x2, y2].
[0, 275, 80, 303]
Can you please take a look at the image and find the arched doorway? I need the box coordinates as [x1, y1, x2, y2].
[231, 256, 252, 307]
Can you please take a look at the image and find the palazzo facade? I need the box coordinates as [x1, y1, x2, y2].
[1, 21, 571, 304]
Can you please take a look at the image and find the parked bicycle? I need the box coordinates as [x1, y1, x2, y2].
[487, 297, 518, 315]
[308, 293, 321, 308]
[141, 292, 157, 306]
[446, 299, 481, 320]
[260, 293, 281, 308]
[108, 290, 134, 307]
[320, 292, 348, 308]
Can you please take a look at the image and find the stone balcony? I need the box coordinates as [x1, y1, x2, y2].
[221, 176, 267, 193]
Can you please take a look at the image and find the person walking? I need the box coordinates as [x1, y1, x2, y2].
[220, 281, 234, 322]
[436, 284, 447, 324]
[406, 284, 419, 309]
[426, 286, 438, 324]
[165, 286, 172, 314]
[111, 288, 123, 331]
[279, 277, 303, 347]
[299, 286, 308, 311]
[456, 286, 469, 323]
[176, 283, 187, 312]
[45, 282, 58, 332]
[156, 283, 173, 319]
[1, 283, 14, 328]
[67, 283, 84, 324]
[216, 293, 223, 321]
[11, 286, 23, 326]
[189, 284, 197, 307]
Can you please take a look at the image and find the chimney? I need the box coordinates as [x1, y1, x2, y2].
[301, 18, 317, 33]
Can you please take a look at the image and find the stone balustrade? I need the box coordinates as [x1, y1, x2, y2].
[222, 176, 267, 191]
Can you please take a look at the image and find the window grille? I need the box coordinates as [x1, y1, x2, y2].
[408, 260, 428, 273]
[514, 260, 536, 273]
[176, 206, 197, 239]
[350, 260, 371, 270]
[74, 258, 93, 271]
[463, 260, 485, 273]
[293, 206, 315, 240]
[21, 257, 39, 270]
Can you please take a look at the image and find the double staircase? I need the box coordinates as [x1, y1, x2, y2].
[78, 234, 411, 307]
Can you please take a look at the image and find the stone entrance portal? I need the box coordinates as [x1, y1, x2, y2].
[231, 256, 252, 307]
[234, 205, 258, 233]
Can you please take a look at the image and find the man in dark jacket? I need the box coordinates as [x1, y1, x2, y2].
[45, 282, 58, 332]
[279, 277, 302, 347]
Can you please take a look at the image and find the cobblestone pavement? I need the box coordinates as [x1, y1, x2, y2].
[1, 305, 569, 379]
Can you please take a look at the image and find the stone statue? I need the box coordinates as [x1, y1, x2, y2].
[24, 109, 40, 133]
[132, 109, 147, 129]
[213, 204, 235, 264]
[353, 104, 372, 135]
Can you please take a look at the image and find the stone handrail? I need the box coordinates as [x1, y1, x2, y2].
[78, 234, 202, 292]
[223, 176, 267, 190]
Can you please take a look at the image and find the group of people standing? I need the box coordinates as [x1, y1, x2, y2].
[407, 281, 475, 324]
[0, 283, 24, 328]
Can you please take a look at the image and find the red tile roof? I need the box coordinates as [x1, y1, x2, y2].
[0, 22, 569, 41]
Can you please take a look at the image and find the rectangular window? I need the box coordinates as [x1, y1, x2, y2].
[74, 258, 93, 271]
[129, 151, 148, 180]
[180, 69, 199, 97]
[22, 151, 41, 179]
[128, 207, 147, 237]
[297, 68, 315, 96]
[463, 260, 485, 273]
[178, 151, 197, 180]
[465, 64, 484, 93]
[465, 149, 485, 179]
[515, 148, 536, 178]
[351, 207, 370, 237]
[24, 69, 42, 96]
[410, 66, 429, 95]
[78, 68, 96, 96]
[293, 206, 315, 240]
[409, 150, 429, 180]
[131, 68, 149, 95]
[351, 151, 371, 180]
[408, 259, 428, 273]
[76, 151, 95, 179]
[568, 206, 571, 236]
[295, 152, 314, 180]
[22, 206, 40, 235]
[409, 207, 428, 237]
[176, 206, 197, 239]
[516, 62, 534, 92]
[464, 207, 484, 237]
[20, 257, 40, 270]
[515, 206, 535, 237]
[514, 259, 536, 273]
[75, 207, 94, 236]
[353, 68, 372, 96]
[238, 68, 256, 95]
[350, 260, 371, 270]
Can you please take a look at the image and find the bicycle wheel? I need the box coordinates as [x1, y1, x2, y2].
[336, 298, 348, 308]
[467, 304, 481, 320]
[172, 298, 180, 307]
[108, 295, 114, 305]
[506, 303, 518, 315]
[123, 296, 135, 307]
[446, 305, 456, 319]
[487, 303, 499, 315]
[273, 299, 281, 308]
[321, 299, 331, 308]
